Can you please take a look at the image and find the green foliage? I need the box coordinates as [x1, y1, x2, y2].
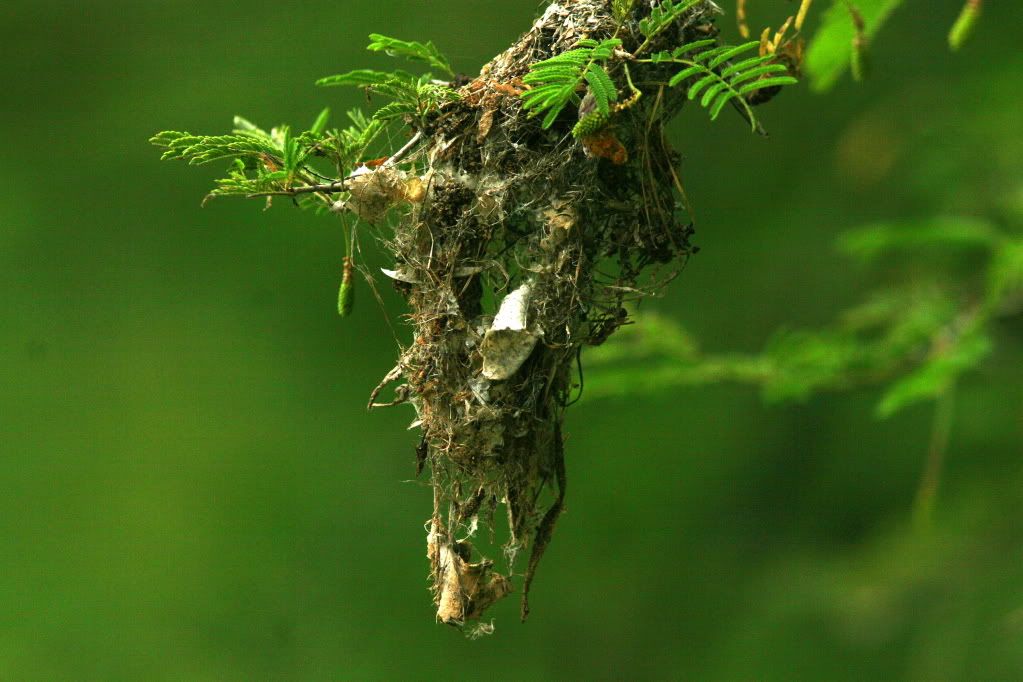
[151, 115, 328, 199]
[151, 106, 387, 204]
[803, 0, 985, 86]
[309, 107, 331, 136]
[986, 239, 1023, 309]
[151, 29, 457, 216]
[316, 34, 458, 127]
[150, 130, 277, 165]
[758, 328, 865, 402]
[366, 33, 454, 77]
[648, 38, 715, 64]
[329, 108, 385, 166]
[586, 213, 1023, 419]
[655, 41, 798, 130]
[636, 0, 702, 54]
[150, 30, 461, 320]
[877, 328, 991, 417]
[315, 69, 458, 125]
[837, 216, 1001, 261]
[612, 0, 636, 24]
[804, 0, 905, 91]
[520, 38, 621, 129]
[584, 62, 618, 115]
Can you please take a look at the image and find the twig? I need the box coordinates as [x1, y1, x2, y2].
[247, 131, 424, 198]
[383, 131, 424, 167]
[367, 364, 404, 410]
[249, 179, 347, 198]
[913, 384, 956, 530]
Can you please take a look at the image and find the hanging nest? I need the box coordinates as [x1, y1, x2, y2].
[364, 0, 719, 628]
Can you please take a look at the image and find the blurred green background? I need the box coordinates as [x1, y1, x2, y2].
[2, 0, 1022, 679]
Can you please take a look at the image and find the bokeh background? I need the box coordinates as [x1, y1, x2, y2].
[2, 0, 1022, 679]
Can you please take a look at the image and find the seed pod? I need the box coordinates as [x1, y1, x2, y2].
[572, 110, 610, 139]
[613, 86, 641, 113]
[949, 0, 982, 51]
[337, 256, 354, 317]
[737, 0, 750, 38]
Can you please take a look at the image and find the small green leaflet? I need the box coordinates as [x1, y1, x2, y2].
[521, 38, 621, 129]
[664, 41, 798, 130]
[366, 33, 454, 77]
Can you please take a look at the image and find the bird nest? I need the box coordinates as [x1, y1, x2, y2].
[363, 0, 717, 629]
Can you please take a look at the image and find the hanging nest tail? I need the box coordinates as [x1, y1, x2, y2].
[366, 0, 720, 628]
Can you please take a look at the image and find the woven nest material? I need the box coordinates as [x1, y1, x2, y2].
[365, 0, 719, 628]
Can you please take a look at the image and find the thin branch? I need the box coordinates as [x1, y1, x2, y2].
[246, 131, 425, 198]
[247, 179, 346, 199]
[383, 131, 424, 167]
[913, 384, 956, 530]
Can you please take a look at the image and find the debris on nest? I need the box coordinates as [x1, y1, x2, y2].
[332, 165, 427, 222]
[480, 280, 541, 381]
[428, 517, 513, 625]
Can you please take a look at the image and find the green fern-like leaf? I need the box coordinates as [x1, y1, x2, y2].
[324, 108, 386, 171]
[639, 0, 702, 38]
[804, 0, 906, 92]
[648, 39, 715, 65]
[316, 69, 419, 100]
[372, 100, 418, 122]
[613, 0, 636, 23]
[202, 158, 284, 202]
[838, 217, 1001, 262]
[149, 131, 277, 165]
[315, 69, 395, 88]
[876, 330, 991, 417]
[636, 0, 702, 53]
[366, 33, 454, 77]
[153, 111, 364, 205]
[584, 64, 618, 115]
[664, 41, 797, 130]
[309, 108, 331, 136]
[986, 239, 1023, 310]
[317, 70, 457, 124]
[521, 38, 621, 129]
